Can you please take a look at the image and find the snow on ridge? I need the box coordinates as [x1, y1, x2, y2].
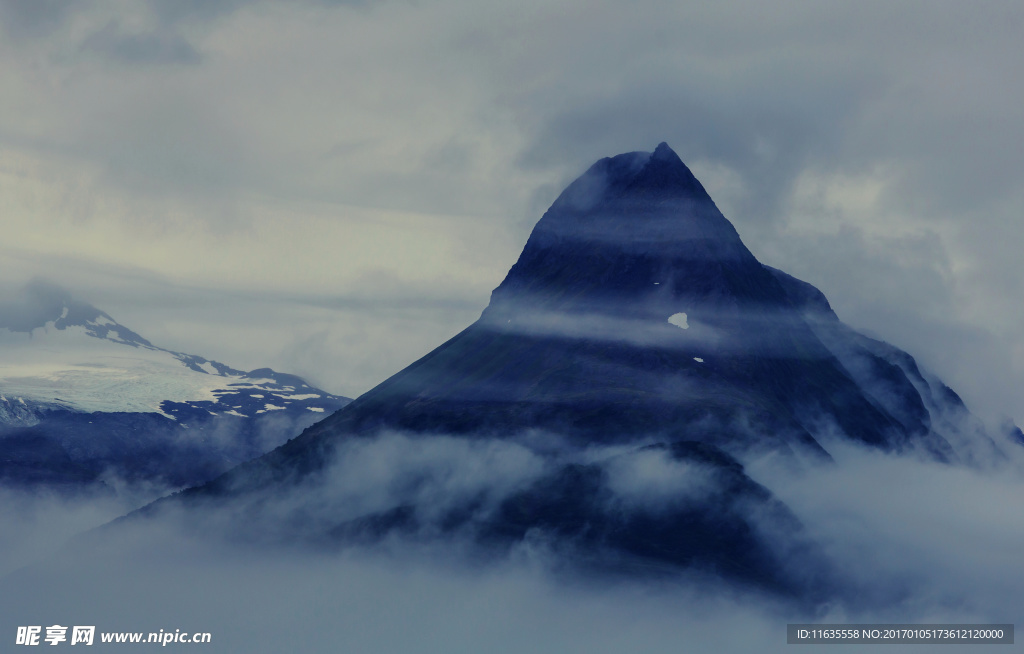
[0, 325, 252, 415]
[1, 321, 337, 417]
[307, 407, 325, 413]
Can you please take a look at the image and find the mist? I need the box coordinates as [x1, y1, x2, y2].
[3, 428, 1024, 652]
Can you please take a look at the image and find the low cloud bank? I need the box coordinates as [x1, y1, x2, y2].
[2, 432, 1024, 652]
[749, 440, 1024, 621]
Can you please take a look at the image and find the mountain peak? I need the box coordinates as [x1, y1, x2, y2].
[0, 278, 94, 333]
[652, 140, 674, 157]
[645, 140, 690, 174]
[628, 141, 709, 200]
[485, 143, 766, 319]
[547, 142, 709, 215]
[646, 140, 689, 174]
[0, 279, 153, 347]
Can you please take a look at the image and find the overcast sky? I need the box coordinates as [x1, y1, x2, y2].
[1, 0, 1021, 426]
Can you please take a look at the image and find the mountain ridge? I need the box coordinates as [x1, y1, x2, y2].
[0, 281, 351, 491]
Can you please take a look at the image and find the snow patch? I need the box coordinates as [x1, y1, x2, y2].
[694, 357, 703, 363]
[0, 324, 333, 418]
[668, 312, 689, 329]
[224, 410, 246, 418]
[307, 407, 325, 413]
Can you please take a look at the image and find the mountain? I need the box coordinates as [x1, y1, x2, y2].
[148, 143, 1013, 595]
[0, 280, 350, 492]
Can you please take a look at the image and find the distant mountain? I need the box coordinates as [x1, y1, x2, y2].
[0, 280, 350, 492]
[146, 143, 1015, 595]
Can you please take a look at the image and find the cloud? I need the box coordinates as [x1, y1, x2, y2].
[1, 525, 792, 653]
[0, 0, 84, 37]
[602, 447, 716, 510]
[280, 432, 550, 534]
[747, 440, 1024, 618]
[0, 486, 145, 577]
[145, 0, 377, 26]
[4, 430, 1024, 652]
[80, 22, 202, 65]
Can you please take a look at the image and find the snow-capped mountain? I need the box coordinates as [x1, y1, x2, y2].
[142, 143, 1016, 595]
[0, 280, 350, 490]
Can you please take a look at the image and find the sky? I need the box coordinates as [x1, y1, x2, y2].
[1, 0, 1022, 429]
